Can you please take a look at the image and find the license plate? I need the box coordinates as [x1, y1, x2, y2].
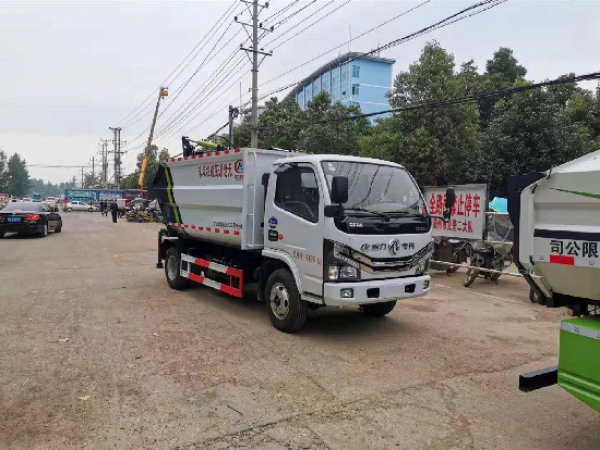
[7, 217, 21, 223]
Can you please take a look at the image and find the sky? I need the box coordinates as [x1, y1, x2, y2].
[1, 0, 599, 184]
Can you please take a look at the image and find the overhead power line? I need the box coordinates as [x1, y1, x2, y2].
[261, 0, 504, 88]
[266, 71, 600, 131]
[265, 0, 353, 51]
[116, 0, 239, 128]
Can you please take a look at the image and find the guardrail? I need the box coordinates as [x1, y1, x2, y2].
[431, 260, 524, 278]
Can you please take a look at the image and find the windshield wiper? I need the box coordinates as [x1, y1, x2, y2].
[385, 210, 427, 218]
[345, 208, 391, 221]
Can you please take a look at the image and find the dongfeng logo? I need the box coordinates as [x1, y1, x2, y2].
[388, 238, 401, 255]
[234, 160, 243, 173]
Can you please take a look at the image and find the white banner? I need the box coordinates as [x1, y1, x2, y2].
[424, 184, 488, 240]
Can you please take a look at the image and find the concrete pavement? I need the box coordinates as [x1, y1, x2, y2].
[0, 213, 598, 449]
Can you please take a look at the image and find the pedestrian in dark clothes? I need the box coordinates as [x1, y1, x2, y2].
[110, 200, 119, 223]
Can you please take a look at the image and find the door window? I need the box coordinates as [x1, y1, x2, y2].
[275, 166, 320, 223]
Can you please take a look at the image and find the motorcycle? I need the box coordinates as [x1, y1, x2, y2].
[463, 240, 513, 287]
[431, 237, 470, 275]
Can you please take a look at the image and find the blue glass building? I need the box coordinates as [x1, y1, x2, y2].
[284, 52, 395, 122]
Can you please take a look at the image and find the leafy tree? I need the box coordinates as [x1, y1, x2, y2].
[0, 150, 8, 192]
[470, 88, 591, 196]
[121, 146, 170, 192]
[29, 178, 61, 197]
[384, 41, 481, 185]
[485, 47, 527, 88]
[6, 153, 30, 197]
[299, 92, 371, 156]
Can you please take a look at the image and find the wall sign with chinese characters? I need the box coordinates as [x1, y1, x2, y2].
[423, 184, 488, 240]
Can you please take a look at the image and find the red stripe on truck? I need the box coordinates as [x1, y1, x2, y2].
[550, 254, 575, 265]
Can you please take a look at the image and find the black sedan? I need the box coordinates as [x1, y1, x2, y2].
[0, 202, 62, 238]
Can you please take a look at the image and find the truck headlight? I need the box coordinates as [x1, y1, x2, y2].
[339, 266, 359, 279]
[327, 265, 359, 280]
[415, 257, 431, 276]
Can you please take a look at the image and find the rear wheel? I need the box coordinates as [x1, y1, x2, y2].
[0, 231, 5, 239]
[266, 269, 308, 333]
[39, 222, 48, 238]
[360, 301, 397, 317]
[165, 247, 188, 290]
[66, 208, 72, 212]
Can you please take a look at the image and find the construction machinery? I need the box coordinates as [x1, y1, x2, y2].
[138, 87, 168, 189]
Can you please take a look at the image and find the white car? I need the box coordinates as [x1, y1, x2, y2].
[22, 197, 32, 202]
[65, 201, 93, 212]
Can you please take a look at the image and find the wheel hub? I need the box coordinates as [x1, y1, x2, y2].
[167, 255, 178, 281]
[270, 283, 290, 320]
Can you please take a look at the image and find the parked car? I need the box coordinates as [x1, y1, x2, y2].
[64, 201, 93, 212]
[0, 202, 62, 238]
[22, 197, 32, 202]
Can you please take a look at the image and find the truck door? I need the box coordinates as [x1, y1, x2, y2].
[265, 163, 324, 298]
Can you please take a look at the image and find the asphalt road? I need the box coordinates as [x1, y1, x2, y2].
[0, 213, 598, 450]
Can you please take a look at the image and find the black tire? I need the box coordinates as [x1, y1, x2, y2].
[265, 269, 308, 333]
[529, 288, 538, 303]
[0, 231, 5, 239]
[165, 247, 188, 290]
[464, 255, 481, 287]
[360, 301, 397, 317]
[446, 253, 460, 275]
[54, 220, 62, 233]
[39, 222, 48, 238]
[88, 208, 93, 212]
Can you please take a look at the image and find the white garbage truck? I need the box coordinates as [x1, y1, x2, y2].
[509, 149, 600, 413]
[153, 139, 454, 332]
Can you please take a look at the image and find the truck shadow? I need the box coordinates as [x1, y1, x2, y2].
[190, 284, 417, 339]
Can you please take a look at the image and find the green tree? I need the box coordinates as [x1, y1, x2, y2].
[384, 41, 481, 185]
[485, 47, 527, 88]
[6, 153, 30, 197]
[0, 150, 8, 192]
[471, 88, 592, 195]
[29, 178, 61, 197]
[121, 146, 170, 192]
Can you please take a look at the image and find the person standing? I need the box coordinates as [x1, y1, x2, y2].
[109, 200, 118, 223]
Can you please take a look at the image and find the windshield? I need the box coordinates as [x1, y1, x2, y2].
[321, 161, 426, 214]
[2, 202, 44, 212]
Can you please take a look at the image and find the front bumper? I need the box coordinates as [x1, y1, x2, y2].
[323, 274, 431, 306]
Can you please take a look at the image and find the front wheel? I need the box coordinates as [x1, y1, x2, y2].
[54, 220, 62, 233]
[0, 231, 5, 239]
[464, 255, 481, 287]
[266, 269, 308, 333]
[360, 301, 397, 317]
[165, 247, 188, 290]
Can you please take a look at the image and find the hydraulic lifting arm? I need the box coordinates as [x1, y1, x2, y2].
[138, 87, 168, 189]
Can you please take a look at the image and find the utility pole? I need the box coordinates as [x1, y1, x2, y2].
[81, 166, 84, 189]
[237, 0, 273, 148]
[109, 127, 122, 188]
[228, 105, 239, 149]
[100, 139, 109, 187]
[90, 157, 95, 187]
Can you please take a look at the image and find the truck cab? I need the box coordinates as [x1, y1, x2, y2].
[262, 155, 433, 308]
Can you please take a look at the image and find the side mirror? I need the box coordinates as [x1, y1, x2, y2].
[445, 187, 456, 209]
[330, 176, 349, 204]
